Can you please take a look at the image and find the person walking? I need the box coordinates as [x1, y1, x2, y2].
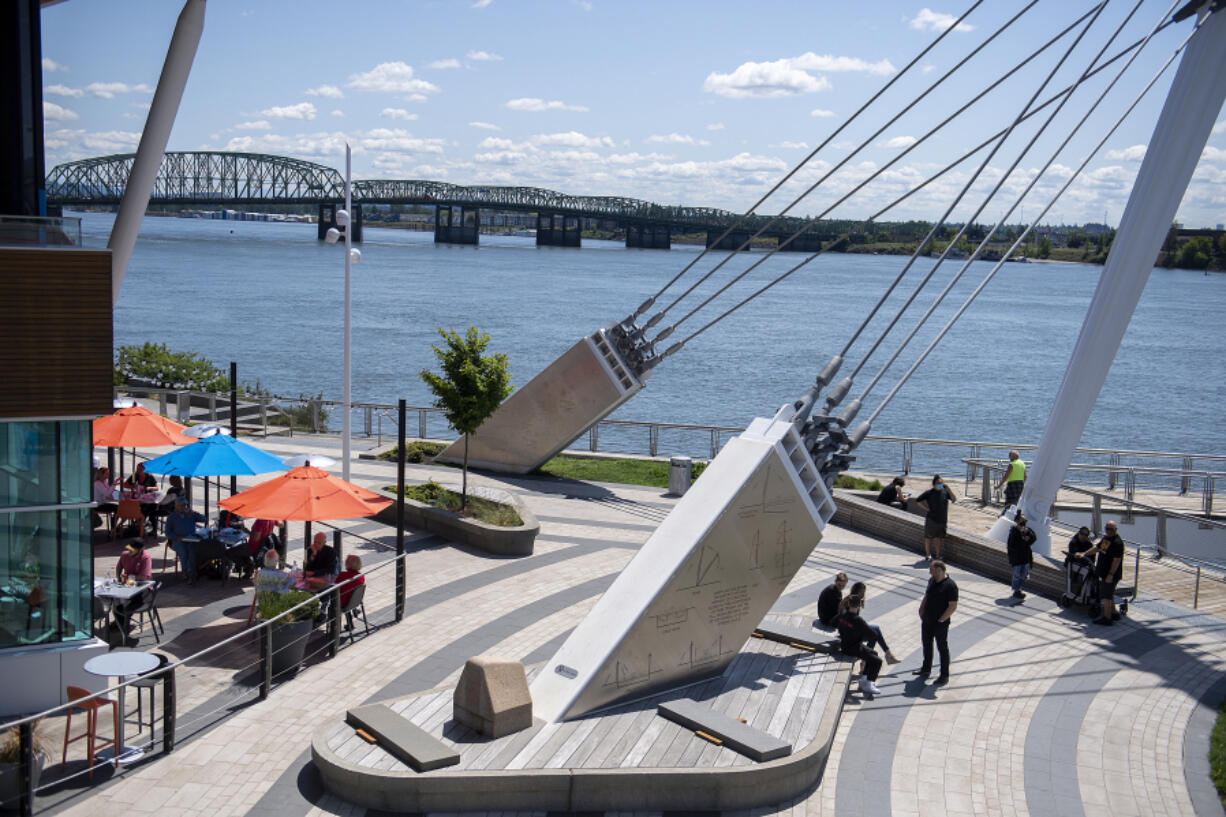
[1006, 510, 1037, 600]
[915, 559, 958, 684]
[816, 572, 848, 627]
[916, 475, 957, 561]
[1078, 521, 1125, 625]
[835, 595, 884, 696]
[996, 450, 1026, 514]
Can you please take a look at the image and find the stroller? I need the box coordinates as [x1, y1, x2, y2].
[1058, 553, 1130, 619]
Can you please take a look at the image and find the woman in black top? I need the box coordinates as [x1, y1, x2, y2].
[835, 595, 883, 695]
[1082, 522, 1125, 625]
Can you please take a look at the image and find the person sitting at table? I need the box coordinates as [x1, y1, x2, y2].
[242, 518, 279, 578]
[165, 498, 206, 585]
[112, 541, 154, 638]
[334, 554, 365, 607]
[254, 548, 291, 596]
[124, 462, 157, 494]
[304, 532, 338, 589]
[93, 466, 117, 522]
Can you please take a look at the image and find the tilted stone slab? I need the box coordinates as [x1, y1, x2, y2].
[345, 704, 460, 772]
[657, 698, 791, 762]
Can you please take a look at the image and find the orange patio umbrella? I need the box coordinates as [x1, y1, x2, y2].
[93, 405, 193, 448]
[217, 465, 391, 521]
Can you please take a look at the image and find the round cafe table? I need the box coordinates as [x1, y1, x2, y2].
[82, 650, 161, 764]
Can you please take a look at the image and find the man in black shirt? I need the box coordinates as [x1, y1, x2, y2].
[916, 559, 958, 684]
[916, 475, 957, 561]
[1078, 521, 1125, 625]
[816, 572, 848, 627]
[1006, 511, 1037, 601]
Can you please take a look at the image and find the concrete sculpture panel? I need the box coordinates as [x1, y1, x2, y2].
[436, 328, 643, 474]
[531, 411, 835, 722]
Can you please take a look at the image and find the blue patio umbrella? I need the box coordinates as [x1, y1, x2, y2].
[144, 432, 288, 518]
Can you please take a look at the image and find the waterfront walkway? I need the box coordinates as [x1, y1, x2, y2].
[56, 433, 1226, 817]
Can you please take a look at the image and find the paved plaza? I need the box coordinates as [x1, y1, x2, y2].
[46, 433, 1226, 817]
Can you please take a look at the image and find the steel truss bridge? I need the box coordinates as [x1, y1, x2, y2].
[45, 151, 836, 247]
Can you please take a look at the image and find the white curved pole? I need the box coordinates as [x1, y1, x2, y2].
[107, 0, 206, 305]
[1008, 8, 1226, 555]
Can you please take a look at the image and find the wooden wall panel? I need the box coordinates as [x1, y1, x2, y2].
[0, 248, 112, 418]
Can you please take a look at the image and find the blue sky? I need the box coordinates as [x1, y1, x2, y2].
[40, 0, 1226, 227]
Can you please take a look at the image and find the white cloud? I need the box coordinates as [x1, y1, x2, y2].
[572, 0, 593, 9]
[479, 136, 518, 150]
[533, 131, 614, 148]
[922, 64, 937, 73]
[880, 135, 917, 148]
[1105, 144, 1146, 161]
[45, 84, 84, 98]
[360, 128, 446, 154]
[331, 109, 345, 118]
[42, 58, 67, 72]
[234, 120, 272, 130]
[789, 53, 895, 75]
[506, 97, 588, 112]
[707, 122, 725, 131]
[647, 133, 710, 146]
[82, 130, 142, 152]
[43, 102, 78, 122]
[260, 102, 317, 120]
[775, 140, 809, 149]
[428, 58, 461, 69]
[84, 81, 153, 99]
[469, 121, 501, 130]
[1212, 120, 1225, 135]
[703, 60, 832, 99]
[305, 84, 344, 99]
[1203, 146, 1226, 161]
[381, 108, 418, 120]
[909, 8, 974, 33]
[472, 0, 493, 7]
[811, 108, 835, 118]
[467, 50, 502, 61]
[223, 131, 350, 160]
[347, 62, 441, 95]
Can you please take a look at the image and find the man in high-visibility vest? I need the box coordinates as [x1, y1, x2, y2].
[996, 450, 1026, 514]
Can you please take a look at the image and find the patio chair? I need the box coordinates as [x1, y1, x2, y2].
[340, 582, 369, 642]
[131, 652, 172, 743]
[124, 582, 164, 643]
[62, 685, 118, 779]
[111, 499, 145, 543]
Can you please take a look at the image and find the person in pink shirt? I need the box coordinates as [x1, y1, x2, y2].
[116, 541, 153, 582]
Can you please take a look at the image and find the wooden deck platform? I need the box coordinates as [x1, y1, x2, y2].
[311, 615, 853, 813]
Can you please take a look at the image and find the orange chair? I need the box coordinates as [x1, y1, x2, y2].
[62, 685, 119, 779]
[160, 540, 179, 577]
[111, 499, 145, 543]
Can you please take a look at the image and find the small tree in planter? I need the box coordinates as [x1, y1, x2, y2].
[419, 327, 513, 509]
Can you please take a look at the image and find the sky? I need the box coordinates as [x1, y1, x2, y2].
[40, 0, 1226, 228]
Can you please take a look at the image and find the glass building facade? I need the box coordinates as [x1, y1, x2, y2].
[0, 419, 93, 649]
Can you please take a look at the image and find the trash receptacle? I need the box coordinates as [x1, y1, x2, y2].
[668, 456, 692, 496]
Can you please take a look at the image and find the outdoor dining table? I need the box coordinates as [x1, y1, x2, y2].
[81, 649, 161, 764]
[182, 527, 249, 580]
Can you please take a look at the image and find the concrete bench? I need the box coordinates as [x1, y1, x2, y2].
[752, 620, 837, 653]
[657, 699, 791, 762]
[345, 704, 460, 772]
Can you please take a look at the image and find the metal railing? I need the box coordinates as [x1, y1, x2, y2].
[0, 524, 411, 817]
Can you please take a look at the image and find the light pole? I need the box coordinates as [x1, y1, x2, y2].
[324, 144, 360, 481]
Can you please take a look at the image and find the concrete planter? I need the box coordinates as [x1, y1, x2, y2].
[268, 617, 314, 679]
[375, 485, 538, 557]
[0, 751, 44, 812]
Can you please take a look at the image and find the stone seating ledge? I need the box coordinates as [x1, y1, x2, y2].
[374, 484, 539, 557]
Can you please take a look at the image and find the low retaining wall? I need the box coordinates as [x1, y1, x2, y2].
[833, 491, 1066, 598]
[374, 485, 539, 557]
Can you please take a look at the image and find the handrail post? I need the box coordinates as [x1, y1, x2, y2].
[162, 663, 176, 753]
[328, 585, 342, 658]
[710, 429, 718, 459]
[981, 465, 991, 505]
[1194, 566, 1201, 609]
[1132, 545, 1141, 601]
[158, 390, 167, 417]
[1206, 475, 1215, 518]
[1091, 495, 1102, 535]
[311, 401, 319, 433]
[1156, 510, 1167, 554]
[209, 394, 217, 422]
[589, 425, 598, 452]
[17, 720, 34, 817]
[396, 400, 406, 623]
[259, 622, 272, 699]
[1181, 456, 1193, 495]
[418, 409, 427, 439]
[332, 529, 343, 575]
[259, 398, 267, 436]
[649, 425, 658, 457]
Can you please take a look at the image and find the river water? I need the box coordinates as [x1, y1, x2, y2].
[87, 211, 1224, 470]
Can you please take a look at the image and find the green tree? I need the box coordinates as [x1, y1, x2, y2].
[1038, 237, 1052, 259]
[114, 342, 229, 391]
[419, 327, 513, 508]
[1175, 237, 1212, 270]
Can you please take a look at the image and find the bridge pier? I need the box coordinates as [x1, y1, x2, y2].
[706, 230, 751, 251]
[317, 202, 363, 243]
[434, 205, 479, 245]
[625, 223, 670, 249]
[776, 232, 822, 252]
[536, 213, 581, 247]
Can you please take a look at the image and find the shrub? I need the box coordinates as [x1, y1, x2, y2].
[398, 480, 523, 527]
[834, 474, 883, 491]
[114, 342, 228, 391]
[378, 441, 446, 464]
[257, 589, 319, 623]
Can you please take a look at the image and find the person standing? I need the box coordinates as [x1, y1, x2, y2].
[816, 572, 848, 627]
[876, 477, 909, 509]
[916, 475, 957, 561]
[1079, 521, 1125, 625]
[916, 560, 958, 684]
[1006, 511, 1037, 600]
[996, 450, 1026, 514]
